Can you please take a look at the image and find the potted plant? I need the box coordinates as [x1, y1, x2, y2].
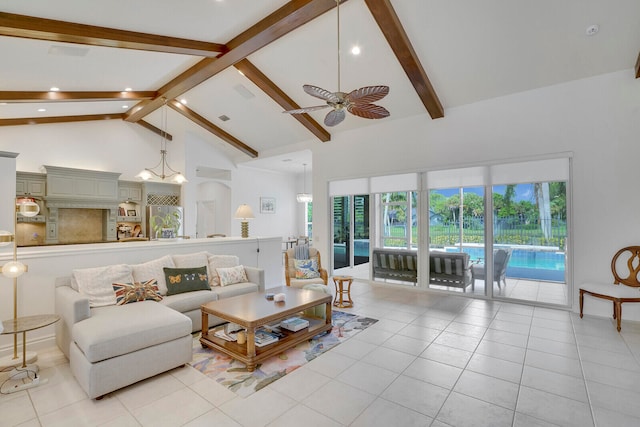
[150, 210, 181, 239]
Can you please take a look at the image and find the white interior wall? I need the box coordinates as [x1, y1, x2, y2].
[230, 165, 299, 239]
[312, 69, 640, 320]
[2, 69, 640, 322]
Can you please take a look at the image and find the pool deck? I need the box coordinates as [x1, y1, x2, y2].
[334, 262, 568, 306]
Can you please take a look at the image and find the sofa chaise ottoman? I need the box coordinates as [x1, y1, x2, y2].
[70, 301, 191, 399]
[55, 251, 265, 399]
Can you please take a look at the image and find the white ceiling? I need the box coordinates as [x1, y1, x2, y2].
[1, 0, 639, 173]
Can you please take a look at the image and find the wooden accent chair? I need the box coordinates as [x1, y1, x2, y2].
[471, 248, 512, 289]
[284, 247, 328, 288]
[580, 246, 640, 332]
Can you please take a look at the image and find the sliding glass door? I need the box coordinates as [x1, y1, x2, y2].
[428, 186, 486, 295]
[333, 195, 370, 271]
[492, 182, 568, 304]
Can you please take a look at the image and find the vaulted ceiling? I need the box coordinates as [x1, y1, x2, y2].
[1, 0, 639, 172]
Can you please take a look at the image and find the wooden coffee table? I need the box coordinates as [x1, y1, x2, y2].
[200, 286, 332, 371]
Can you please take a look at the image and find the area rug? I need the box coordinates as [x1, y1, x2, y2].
[190, 311, 377, 397]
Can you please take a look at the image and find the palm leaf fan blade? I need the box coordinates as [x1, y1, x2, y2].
[324, 109, 346, 126]
[303, 85, 339, 102]
[347, 103, 390, 120]
[347, 85, 389, 104]
[283, 105, 331, 114]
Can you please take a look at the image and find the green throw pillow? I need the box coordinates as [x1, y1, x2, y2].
[163, 266, 210, 296]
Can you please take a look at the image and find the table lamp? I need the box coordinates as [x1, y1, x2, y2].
[0, 198, 40, 369]
[234, 204, 255, 238]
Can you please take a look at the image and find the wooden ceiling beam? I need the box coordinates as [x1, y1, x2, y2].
[167, 100, 258, 158]
[137, 120, 173, 141]
[233, 59, 330, 142]
[635, 51, 640, 79]
[364, 0, 444, 119]
[124, 0, 346, 131]
[0, 12, 227, 57]
[0, 91, 157, 102]
[0, 113, 125, 127]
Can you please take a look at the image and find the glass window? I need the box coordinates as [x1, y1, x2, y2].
[381, 191, 417, 249]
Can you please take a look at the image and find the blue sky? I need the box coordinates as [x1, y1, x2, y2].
[433, 184, 535, 203]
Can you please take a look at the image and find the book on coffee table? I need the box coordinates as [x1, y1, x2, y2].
[280, 317, 310, 332]
[254, 330, 279, 347]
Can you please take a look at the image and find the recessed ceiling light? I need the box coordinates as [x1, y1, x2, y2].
[50, 87, 60, 92]
[124, 87, 132, 92]
[37, 108, 46, 112]
[122, 105, 128, 109]
[351, 45, 361, 55]
[586, 24, 599, 36]
[180, 99, 187, 105]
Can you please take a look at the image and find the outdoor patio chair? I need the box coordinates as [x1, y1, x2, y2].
[580, 246, 640, 332]
[471, 248, 512, 289]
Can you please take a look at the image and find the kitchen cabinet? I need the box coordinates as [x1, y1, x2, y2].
[16, 172, 46, 197]
[43, 165, 120, 201]
[118, 182, 142, 202]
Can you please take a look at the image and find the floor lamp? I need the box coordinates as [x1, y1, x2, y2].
[0, 198, 40, 369]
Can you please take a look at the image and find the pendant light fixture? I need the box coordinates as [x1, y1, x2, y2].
[136, 98, 188, 184]
[297, 163, 312, 203]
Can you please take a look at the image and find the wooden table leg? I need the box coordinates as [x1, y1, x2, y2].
[246, 327, 256, 371]
[201, 311, 208, 335]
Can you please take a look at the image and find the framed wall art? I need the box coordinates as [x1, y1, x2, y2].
[260, 197, 276, 214]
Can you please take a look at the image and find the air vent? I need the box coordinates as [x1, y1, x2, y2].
[218, 115, 230, 122]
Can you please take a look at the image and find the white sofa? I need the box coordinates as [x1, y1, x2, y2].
[54, 251, 265, 399]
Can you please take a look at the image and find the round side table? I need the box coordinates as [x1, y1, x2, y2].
[0, 314, 60, 393]
[332, 275, 354, 308]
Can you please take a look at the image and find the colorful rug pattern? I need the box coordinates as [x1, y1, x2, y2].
[190, 311, 377, 397]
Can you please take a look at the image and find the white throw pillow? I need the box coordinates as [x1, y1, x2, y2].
[207, 254, 239, 287]
[216, 265, 248, 287]
[73, 264, 133, 307]
[172, 251, 209, 268]
[131, 255, 175, 296]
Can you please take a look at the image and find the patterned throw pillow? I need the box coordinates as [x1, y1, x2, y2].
[208, 255, 240, 287]
[216, 265, 248, 286]
[294, 259, 320, 279]
[163, 266, 210, 296]
[112, 279, 163, 305]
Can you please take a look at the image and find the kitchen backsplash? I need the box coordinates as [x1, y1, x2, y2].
[58, 208, 105, 244]
[15, 222, 46, 246]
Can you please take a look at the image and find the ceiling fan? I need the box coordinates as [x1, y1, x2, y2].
[283, 0, 390, 127]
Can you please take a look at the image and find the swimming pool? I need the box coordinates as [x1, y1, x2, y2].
[445, 246, 566, 282]
[335, 242, 566, 282]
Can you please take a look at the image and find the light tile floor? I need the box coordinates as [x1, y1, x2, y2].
[2, 281, 640, 426]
